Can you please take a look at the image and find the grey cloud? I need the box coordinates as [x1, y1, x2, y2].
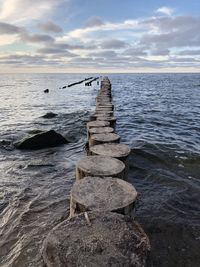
[0, 22, 22, 34]
[151, 49, 170, 56]
[178, 50, 200, 56]
[89, 50, 117, 59]
[37, 47, 77, 57]
[141, 16, 200, 33]
[70, 57, 96, 63]
[169, 57, 200, 63]
[123, 47, 147, 56]
[0, 54, 65, 66]
[100, 39, 128, 49]
[36, 41, 95, 56]
[140, 16, 200, 49]
[0, 54, 45, 65]
[69, 56, 166, 69]
[37, 47, 65, 54]
[20, 32, 54, 43]
[37, 43, 95, 55]
[0, 21, 55, 45]
[85, 16, 104, 28]
[56, 43, 95, 50]
[38, 21, 63, 33]
[140, 30, 200, 49]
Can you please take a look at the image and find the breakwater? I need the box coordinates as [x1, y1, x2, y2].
[61, 76, 94, 88]
[42, 77, 150, 267]
[85, 77, 99, 86]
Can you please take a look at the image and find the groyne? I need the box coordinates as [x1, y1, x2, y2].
[61, 76, 94, 89]
[85, 77, 99, 86]
[42, 77, 150, 267]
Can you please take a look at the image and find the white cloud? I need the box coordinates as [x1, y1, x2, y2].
[57, 19, 141, 43]
[0, 0, 67, 23]
[0, 34, 18, 45]
[156, 6, 174, 16]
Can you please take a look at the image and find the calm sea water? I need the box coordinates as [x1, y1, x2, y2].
[0, 73, 199, 267]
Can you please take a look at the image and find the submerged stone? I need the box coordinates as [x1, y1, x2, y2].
[0, 140, 15, 151]
[42, 112, 58, 119]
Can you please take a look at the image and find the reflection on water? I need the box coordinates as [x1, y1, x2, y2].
[0, 73, 200, 266]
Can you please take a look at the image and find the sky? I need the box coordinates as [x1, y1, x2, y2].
[0, 0, 200, 73]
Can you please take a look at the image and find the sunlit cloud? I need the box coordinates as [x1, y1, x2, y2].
[0, 34, 19, 45]
[0, 0, 68, 23]
[156, 6, 174, 16]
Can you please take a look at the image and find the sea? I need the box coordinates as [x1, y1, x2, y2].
[0, 73, 199, 267]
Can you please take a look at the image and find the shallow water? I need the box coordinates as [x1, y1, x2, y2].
[0, 73, 199, 266]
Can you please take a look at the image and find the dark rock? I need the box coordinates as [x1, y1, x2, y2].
[42, 112, 58, 119]
[15, 130, 68, 150]
[0, 140, 15, 151]
[27, 129, 44, 135]
[44, 89, 49, 93]
[0, 140, 14, 150]
[26, 163, 55, 168]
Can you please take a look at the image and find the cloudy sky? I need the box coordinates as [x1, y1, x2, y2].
[0, 0, 200, 73]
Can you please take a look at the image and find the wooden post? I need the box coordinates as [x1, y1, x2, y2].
[87, 120, 110, 129]
[86, 120, 110, 139]
[90, 111, 114, 121]
[89, 132, 120, 147]
[88, 127, 114, 139]
[42, 211, 150, 267]
[75, 156, 125, 180]
[96, 107, 113, 111]
[90, 143, 131, 180]
[96, 116, 116, 128]
[70, 176, 137, 217]
[97, 104, 114, 110]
